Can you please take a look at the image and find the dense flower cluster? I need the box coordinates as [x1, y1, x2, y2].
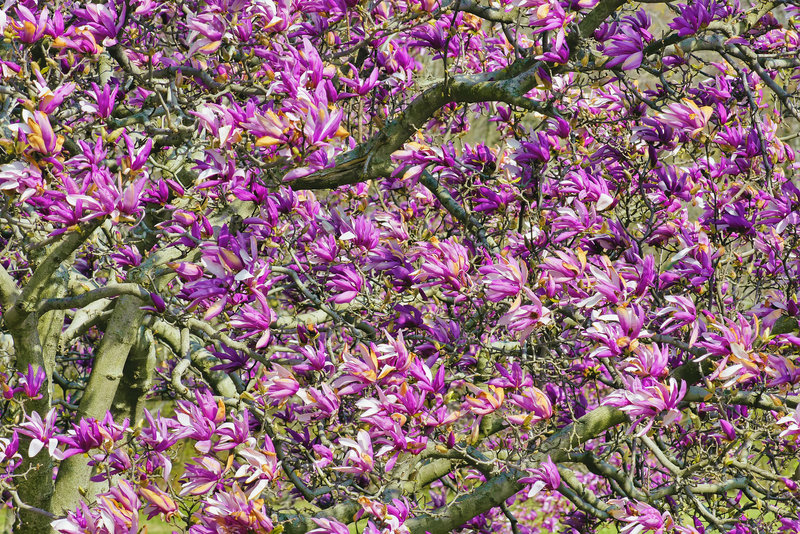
[1, 0, 800, 533]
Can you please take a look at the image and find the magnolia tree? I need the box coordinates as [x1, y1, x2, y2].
[2, 0, 800, 533]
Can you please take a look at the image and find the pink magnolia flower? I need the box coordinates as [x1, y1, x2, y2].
[140, 484, 178, 521]
[620, 344, 670, 378]
[508, 386, 553, 425]
[230, 301, 276, 349]
[96, 480, 140, 533]
[16, 364, 46, 399]
[609, 499, 675, 534]
[11, 6, 48, 43]
[479, 254, 528, 302]
[602, 377, 686, 435]
[260, 364, 300, 405]
[14, 110, 63, 155]
[519, 456, 561, 497]
[180, 456, 226, 496]
[235, 436, 281, 497]
[326, 265, 364, 304]
[18, 408, 60, 458]
[309, 517, 351, 534]
[335, 430, 375, 474]
[778, 405, 800, 439]
[603, 26, 645, 70]
[81, 82, 119, 118]
[498, 295, 552, 340]
[658, 99, 713, 138]
[198, 484, 274, 532]
[464, 384, 505, 415]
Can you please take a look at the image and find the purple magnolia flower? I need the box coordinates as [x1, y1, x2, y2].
[519, 456, 561, 497]
[479, 255, 528, 302]
[309, 518, 351, 534]
[235, 437, 281, 496]
[334, 430, 375, 474]
[11, 6, 48, 43]
[609, 499, 675, 534]
[140, 484, 178, 521]
[668, 0, 731, 36]
[508, 386, 554, 425]
[603, 26, 646, 70]
[620, 344, 670, 378]
[603, 377, 687, 435]
[658, 99, 713, 137]
[16, 364, 46, 399]
[180, 457, 225, 496]
[498, 295, 552, 339]
[778, 405, 800, 439]
[230, 301, 276, 348]
[81, 82, 119, 118]
[194, 484, 274, 533]
[18, 408, 60, 458]
[326, 265, 364, 303]
[73, 2, 125, 44]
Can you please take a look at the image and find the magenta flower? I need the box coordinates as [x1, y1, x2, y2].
[140, 484, 178, 521]
[216, 410, 252, 451]
[297, 384, 340, 421]
[81, 82, 119, 118]
[260, 364, 300, 405]
[309, 517, 352, 534]
[335, 429, 375, 474]
[464, 384, 505, 415]
[519, 456, 561, 497]
[620, 344, 670, 378]
[235, 437, 280, 497]
[11, 6, 48, 43]
[498, 296, 552, 340]
[602, 377, 687, 435]
[778, 405, 800, 439]
[326, 265, 364, 304]
[603, 26, 645, 71]
[508, 386, 554, 425]
[180, 457, 225, 496]
[18, 408, 60, 458]
[480, 255, 528, 302]
[73, 2, 125, 44]
[413, 238, 471, 293]
[609, 499, 674, 534]
[16, 364, 46, 399]
[51, 501, 100, 534]
[668, 0, 730, 36]
[96, 480, 140, 533]
[16, 110, 62, 155]
[658, 100, 713, 138]
[0, 432, 20, 465]
[198, 484, 274, 532]
[230, 301, 276, 348]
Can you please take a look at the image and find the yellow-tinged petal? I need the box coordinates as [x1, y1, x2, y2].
[255, 135, 282, 147]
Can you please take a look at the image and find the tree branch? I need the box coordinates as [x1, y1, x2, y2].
[4, 220, 102, 329]
[38, 283, 154, 315]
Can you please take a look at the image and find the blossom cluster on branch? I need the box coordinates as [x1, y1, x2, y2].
[1, 0, 800, 533]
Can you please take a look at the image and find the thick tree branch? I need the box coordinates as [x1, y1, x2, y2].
[38, 283, 154, 315]
[4, 221, 102, 329]
[289, 0, 627, 191]
[0, 263, 20, 309]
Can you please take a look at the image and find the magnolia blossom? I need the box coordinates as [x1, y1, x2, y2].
[335, 430, 375, 474]
[609, 499, 675, 534]
[603, 377, 687, 435]
[519, 456, 561, 497]
[658, 100, 713, 137]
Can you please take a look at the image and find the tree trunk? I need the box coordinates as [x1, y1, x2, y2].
[49, 295, 145, 521]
